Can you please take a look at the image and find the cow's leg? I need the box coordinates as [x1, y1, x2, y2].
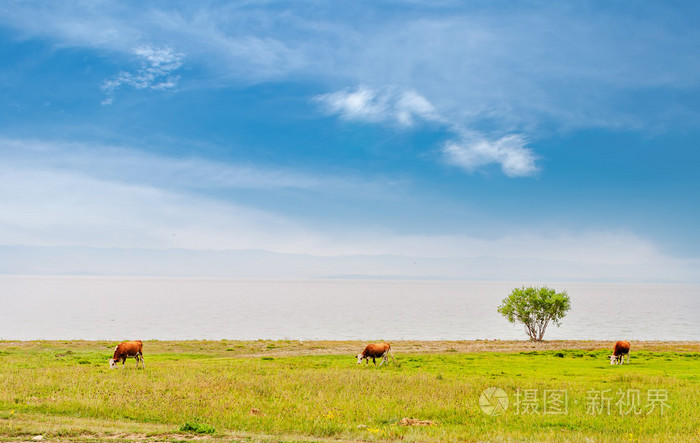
[388, 349, 396, 364]
[380, 350, 391, 366]
[372, 357, 376, 365]
[626, 352, 630, 364]
[140, 353, 145, 369]
[379, 352, 386, 366]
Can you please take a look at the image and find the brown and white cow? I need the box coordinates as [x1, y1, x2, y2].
[109, 340, 145, 369]
[356, 342, 395, 366]
[609, 340, 631, 365]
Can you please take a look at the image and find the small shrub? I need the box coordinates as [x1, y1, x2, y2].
[498, 286, 571, 341]
[179, 422, 215, 434]
[555, 352, 565, 358]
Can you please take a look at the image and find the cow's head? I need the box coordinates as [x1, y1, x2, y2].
[609, 355, 619, 365]
[356, 353, 365, 364]
[109, 358, 118, 369]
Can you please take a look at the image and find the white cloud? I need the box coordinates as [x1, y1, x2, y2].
[0, 137, 405, 252]
[0, 140, 321, 252]
[0, 137, 397, 196]
[315, 85, 440, 127]
[316, 86, 384, 122]
[0, 159, 676, 264]
[442, 134, 538, 177]
[0, 168, 306, 251]
[396, 91, 440, 126]
[102, 46, 184, 103]
[317, 85, 539, 177]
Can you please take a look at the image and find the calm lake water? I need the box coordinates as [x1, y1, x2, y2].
[1, 276, 698, 341]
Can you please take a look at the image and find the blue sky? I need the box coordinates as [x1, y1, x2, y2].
[1, 1, 699, 281]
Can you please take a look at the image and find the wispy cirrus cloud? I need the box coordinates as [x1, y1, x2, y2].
[3, 2, 698, 130]
[0, 137, 399, 252]
[101, 46, 184, 104]
[0, 137, 393, 196]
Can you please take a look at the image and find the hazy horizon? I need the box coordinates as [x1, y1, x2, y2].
[1, 245, 698, 283]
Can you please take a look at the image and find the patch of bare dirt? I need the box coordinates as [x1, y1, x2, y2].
[398, 417, 438, 426]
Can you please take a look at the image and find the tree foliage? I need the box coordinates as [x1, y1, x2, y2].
[497, 286, 571, 341]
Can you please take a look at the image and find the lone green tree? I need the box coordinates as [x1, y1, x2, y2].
[497, 286, 571, 341]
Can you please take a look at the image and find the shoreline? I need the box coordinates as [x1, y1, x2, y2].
[2, 339, 699, 357]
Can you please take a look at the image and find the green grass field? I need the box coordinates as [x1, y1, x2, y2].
[1, 340, 698, 442]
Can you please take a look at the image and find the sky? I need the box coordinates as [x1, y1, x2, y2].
[1, 1, 699, 282]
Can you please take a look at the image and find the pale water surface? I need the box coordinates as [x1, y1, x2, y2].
[1, 276, 698, 341]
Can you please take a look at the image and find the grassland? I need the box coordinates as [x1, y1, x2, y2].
[1, 340, 699, 442]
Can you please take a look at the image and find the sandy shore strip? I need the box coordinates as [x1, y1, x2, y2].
[2, 339, 698, 358]
[237, 339, 700, 357]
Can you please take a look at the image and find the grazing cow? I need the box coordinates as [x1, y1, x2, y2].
[356, 342, 395, 366]
[610, 340, 631, 365]
[109, 340, 145, 369]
